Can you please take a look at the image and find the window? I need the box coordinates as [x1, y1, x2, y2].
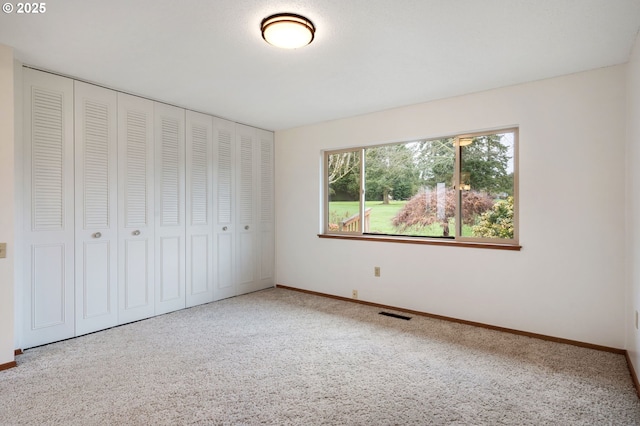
[324, 128, 518, 246]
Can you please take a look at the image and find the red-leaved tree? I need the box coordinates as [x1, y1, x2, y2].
[392, 189, 494, 236]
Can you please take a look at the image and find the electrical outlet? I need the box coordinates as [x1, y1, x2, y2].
[0, 243, 6, 259]
[374, 266, 380, 277]
[352, 289, 358, 299]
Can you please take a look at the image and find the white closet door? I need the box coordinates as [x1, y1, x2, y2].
[235, 124, 258, 294]
[186, 111, 214, 307]
[117, 93, 155, 324]
[74, 82, 118, 335]
[154, 103, 186, 314]
[213, 117, 236, 300]
[257, 129, 275, 290]
[22, 69, 75, 348]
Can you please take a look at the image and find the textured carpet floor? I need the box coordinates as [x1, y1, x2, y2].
[1, 288, 639, 425]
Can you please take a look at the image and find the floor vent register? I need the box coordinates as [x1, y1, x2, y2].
[379, 312, 412, 321]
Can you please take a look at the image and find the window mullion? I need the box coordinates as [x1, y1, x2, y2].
[454, 138, 461, 239]
[360, 148, 365, 234]
[324, 151, 329, 234]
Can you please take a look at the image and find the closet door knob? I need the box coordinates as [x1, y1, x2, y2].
[132, 230, 141, 236]
[222, 226, 228, 231]
[93, 232, 102, 239]
[244, 225, 250, 230]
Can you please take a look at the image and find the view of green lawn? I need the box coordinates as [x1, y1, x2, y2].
[329, 201, 473, 236]
[364, 201, 405, 233]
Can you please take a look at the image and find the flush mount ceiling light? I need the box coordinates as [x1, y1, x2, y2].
[261, 13, 315, 49]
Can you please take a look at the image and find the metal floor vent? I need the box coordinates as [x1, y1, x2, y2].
[379, 311, 412, 321]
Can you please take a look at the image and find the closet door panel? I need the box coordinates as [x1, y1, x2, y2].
[82, 242, 111, 316]
[213, 118, 236, 300]
[74, 81, 118, 335]
[189, 235, 209, 295]
[236, 125, 257, 294]
[32, 244, 66, 328]
[118, 93, 155, 324]
[260, 232, 274, 283]
[124, 239, 150, 307]
[154, 103, 186, 314]
[216, 233, 233, 295]
[159, 237, 181, 302]
[257, 130, 275, 288]
[237, 233, 254, 285]
[22, 69, 75, 348]
[186, 111, 214, 307]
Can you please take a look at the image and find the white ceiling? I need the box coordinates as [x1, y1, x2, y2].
[1, 0, 639, 131]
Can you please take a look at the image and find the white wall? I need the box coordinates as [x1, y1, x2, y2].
[0, 44, 15, 365]
[627, 33, 640, 378]
[276, 65, 627, 349]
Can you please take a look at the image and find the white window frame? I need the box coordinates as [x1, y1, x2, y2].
[321, 128, 519, 249]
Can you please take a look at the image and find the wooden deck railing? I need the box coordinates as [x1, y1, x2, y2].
[340, 208, 372, 232]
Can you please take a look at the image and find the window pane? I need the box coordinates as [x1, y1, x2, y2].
[327, 151, 360, 232]
[366, 138, 455, 237]
[460, 132, 515, 239]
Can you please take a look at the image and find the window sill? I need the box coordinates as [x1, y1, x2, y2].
[317, 233, 521, 251]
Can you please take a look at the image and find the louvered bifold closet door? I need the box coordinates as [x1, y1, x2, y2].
[213, 118, 236, 300]
[74, 82, 118, 335]
[257, 129, 275, 290]
[117, 93, 155, 324]
[186, 111, 214, 307]
[235, 124, 258, 294]
[22, 69, 75, 349]
[154, 103, 186, 315]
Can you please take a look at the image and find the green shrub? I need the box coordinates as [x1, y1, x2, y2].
[472, 197, 514, 239]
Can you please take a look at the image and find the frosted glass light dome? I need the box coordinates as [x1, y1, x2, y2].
[261, 13, 315, 49]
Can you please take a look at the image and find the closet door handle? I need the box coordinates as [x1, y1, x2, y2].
[93, 232, 102, 239]
[244, 225, 249, 230]
[222, 226, 228, 231]
[132, 230, 141, 236]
